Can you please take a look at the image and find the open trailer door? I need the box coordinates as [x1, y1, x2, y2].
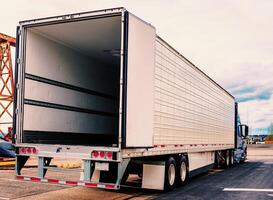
[18, 11, 123, 147]
[15, 8, 156, 148]
[123, 12, 156, 147]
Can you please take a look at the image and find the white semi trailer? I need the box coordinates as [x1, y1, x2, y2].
[14, 7, 248, 191]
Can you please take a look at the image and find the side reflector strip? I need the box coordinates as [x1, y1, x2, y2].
[30, 177, 41, 181]
[16, 175, 24, 180]
[15, 175, 118, 189]
[66, 181, 77, 185]
[85, 182, 98, 187]
[48, 179, 59, 183]
[105, 184, 115, 189]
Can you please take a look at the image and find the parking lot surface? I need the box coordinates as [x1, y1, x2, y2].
[0, 145, 272, 200]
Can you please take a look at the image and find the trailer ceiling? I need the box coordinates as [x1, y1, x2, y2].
[29, 15, 121, 66]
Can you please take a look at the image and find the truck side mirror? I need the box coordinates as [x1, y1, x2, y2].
[240, 125, 249, 138]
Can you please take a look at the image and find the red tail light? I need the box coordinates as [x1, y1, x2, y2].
[99, 151, 105, 158]
[27, 147, 32, 154]
[20, 147, 26, 154]
[106, 151, 113, 159]
[92, 151, 99, 158]
[32, 148, 37, 154]
[19, 147, 37, 155]
[91, 151, 113, 160]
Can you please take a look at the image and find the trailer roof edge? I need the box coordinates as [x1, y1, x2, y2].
[19, 7, 126, 25]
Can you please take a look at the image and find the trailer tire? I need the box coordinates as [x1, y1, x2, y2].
[214, 151, 221, 169]
[229, 150, 234, 167]
[224, 150, 230, 168]
[164, 157, 177, 191]
[218, 151, 229, 168]
[177, 155, 189, 186]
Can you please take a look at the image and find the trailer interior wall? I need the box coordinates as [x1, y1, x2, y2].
[22, 16, 122, 146]
[153, 37, 235, 148]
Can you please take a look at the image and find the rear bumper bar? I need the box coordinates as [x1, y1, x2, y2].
[16, 175, 119, 189]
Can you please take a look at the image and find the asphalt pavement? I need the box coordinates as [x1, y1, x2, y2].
[0, 145, 272, 200]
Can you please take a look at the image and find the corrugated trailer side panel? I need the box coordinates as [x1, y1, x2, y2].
[153, 37, 235, 148]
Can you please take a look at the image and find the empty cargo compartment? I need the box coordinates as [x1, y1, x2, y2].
[22, 15, 122, 146]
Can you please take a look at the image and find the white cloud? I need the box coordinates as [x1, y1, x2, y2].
[213, 61, 273, 132]
[239, 96, 273, 130]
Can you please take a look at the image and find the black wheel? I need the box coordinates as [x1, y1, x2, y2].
[224, 150, 230, 168]
[229, 150, 234, 167]
[164, 157, 177, 191]
[218, 151, 229, 169]
[177, 155, 189, 186]
[214, 151, 221, 169]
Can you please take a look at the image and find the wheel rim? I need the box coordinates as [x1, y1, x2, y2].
[180, 162, 187, 182]
[168, 163, 176, 186]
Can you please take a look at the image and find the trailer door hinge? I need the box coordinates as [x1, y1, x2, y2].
[18, 29, 21, 36]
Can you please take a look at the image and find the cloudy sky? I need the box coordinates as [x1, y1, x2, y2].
[1, 0, 273, 134]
